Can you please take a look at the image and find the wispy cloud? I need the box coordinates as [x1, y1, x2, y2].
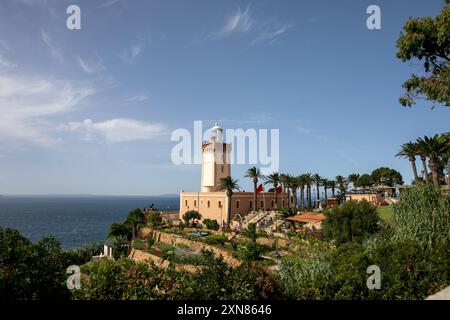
[0, 54, 17, 70]
[209, 3, 292, 45]
[252, 22, 293, 45]
[0, 75, 93, 147]
[119, 45, 143, 65]
[61, 118, 165, 143]
[216, 4, 254, 37]
[125, 94, 150, 103]
[76, 56, 105, 74]
[40, 30, 64, 63]
[98, 0, 120, 9]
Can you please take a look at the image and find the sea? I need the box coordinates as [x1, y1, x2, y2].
[0, 195, 179, 248]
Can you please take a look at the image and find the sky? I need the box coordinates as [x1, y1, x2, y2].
[0, 0, 448, 195]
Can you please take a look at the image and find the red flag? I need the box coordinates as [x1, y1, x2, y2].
[256, 184, 264, 193]
[276, 186, 282, 193]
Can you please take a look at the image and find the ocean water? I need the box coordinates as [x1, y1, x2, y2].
[0, 195, 179, 248]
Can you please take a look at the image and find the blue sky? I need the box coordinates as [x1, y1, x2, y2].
[0, 0, 448, 195]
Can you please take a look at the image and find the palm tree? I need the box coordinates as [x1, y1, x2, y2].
[264, 172, 280, 208]
[396, 142, 419, 184]
[126, 208, 146, 241]
[244, 166, 263, 212]
[328, 179, 337, 197]
[304, 173, 314, 208]
[280, 173, 291, 207]
[321, 178, 329, 203]
[414, 141, 430, 183]
[416, 135, 446, 188]
[312, 173, 322, 208]
[335, 175, 347, 201]
[442, 133, 450, 191]
[297, 174, 307, 210]
[347, 173, 360, 191]
[289, 176, 299, 209]
[218, 176, 241, 229]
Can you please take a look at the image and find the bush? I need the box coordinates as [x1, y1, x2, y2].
[182, 210, 202, 227]
[236, 242, 265, 261]
[147, 211, 163, 228]
[203, 219, 220, 230]
[63, 241, 104, 265]
[108, 222, 132, 240]
[322, 200, 380, 245]
[204, 234, 227, 246]
[393, 184, 449, 249]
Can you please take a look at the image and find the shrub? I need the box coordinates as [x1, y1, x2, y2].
[322, 200, 380, 245]
[63, 241, 104, 265]
[236, 242, 265, 261]
[392, 184, 449, 249]
[147, 211, 163, 228]
[204, 234, 227, 246]
[182, 210, 202, 227]
[108, 222, 132, 240]
[203, 218, 220, 230]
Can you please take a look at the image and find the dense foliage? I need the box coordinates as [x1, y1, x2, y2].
[322, 200, 381, 245]
[203, 218, 220, 230]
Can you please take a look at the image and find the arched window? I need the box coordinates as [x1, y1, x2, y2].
[218, 201, 222, 208]
[236, 200, 240, 209]
[260, 200, 264, 208]
[185, 200, 188, 206]
[249, 200, 253, 209]
[207, 200, 210, 208]
[271, 200, 274, 208]
[194, 200, 197, 207]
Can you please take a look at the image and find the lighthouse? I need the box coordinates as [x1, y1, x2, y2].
[200, 123, 231, 192]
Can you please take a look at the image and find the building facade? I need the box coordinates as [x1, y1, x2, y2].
[179, 123, 287, 226]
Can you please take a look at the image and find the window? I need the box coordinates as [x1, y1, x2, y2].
[249, 200, 253, 209]
[282, 200, 285, 207]
[218, 201, 222, 208]
[221, 166, 224, 173]
[260, 200, 264, 208]
[271, 200, 274, 208]
[207, 200, 210, 208]
[185, 200, 188, 206]
[236, 200, 240, 209]
[194, 200, 197, 207]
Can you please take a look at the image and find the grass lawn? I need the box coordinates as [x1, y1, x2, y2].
[377, 205, 394, 226]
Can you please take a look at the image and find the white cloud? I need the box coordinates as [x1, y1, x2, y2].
[41, 30, 64, 63]
[62, 118, 165, 143]
[0, 54, 16, 69]
[252, 22, 293, 45]
[217, 4, 254, 37]
[125, 94, 150, 103]
[119, 45, 143, 64]
[0, 75, 93, 147]
[76, 56, 105, 74]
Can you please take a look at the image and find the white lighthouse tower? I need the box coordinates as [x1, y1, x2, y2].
[200, 122, 231, 192]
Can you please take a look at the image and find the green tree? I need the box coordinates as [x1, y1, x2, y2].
[147, 211, 162, 229]
[327, 179, 337, 197]
[264, 172, 280, 208]
[396, 142, 419, 184]
[217, 176, 241, 229]
[108, 222, 132, 240]
[244, 166, 263, 212]
[393, 184, 449, 248]
[322, 200, 381, 245]
[125, 208, 146, 240]
[370, 167, 404, 187]
[347, 173, 360, 191]
[182, 210, 202, 227]
[414, 140, 431, 183]
[416, 135, 447, 188]
[203, 218, 220, 230]
[297, 174, 308, 209]
[396, 1, 450, 108]
[312, 173, 322, 208]
[356, 174, 372, 189]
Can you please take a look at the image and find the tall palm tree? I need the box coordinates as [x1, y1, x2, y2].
[264, 172, 280, 208]
[335, 175, 347, 200]
[244, 166, 263, 212]
[218, 176, 241, 229]
[312, 173, 322, 208]
[396, 142, 419, 184]
[347, 173, 360, 191]
[304, 173, 314, 208]
[289, 176, 299, 209]
[442, 133, 450, 191]
[280, 173, 291, 206]
[414, 141, 430, 183]
[416, 135, 446, 189]
[328, 179, 337, 197]
[297, 174, 307, 210]
[321, 178, 329, 203]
